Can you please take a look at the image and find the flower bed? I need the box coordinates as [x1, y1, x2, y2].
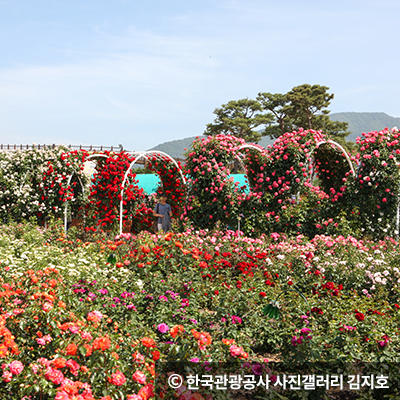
[0, 222, 400, 398]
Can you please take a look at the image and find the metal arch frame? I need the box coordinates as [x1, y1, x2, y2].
[236, 144, 267, 165]
[119, 150, 187, 234]
[63, 153, 109, 234]
[314, 140, 356, 177]
[309, 140, 356, 184]
[237, 144, 266, 153]
[236, 141, 356, 192]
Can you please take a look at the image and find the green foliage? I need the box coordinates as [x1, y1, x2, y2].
[285, 84, 349, 139]
[128, 165, 153, 174]
[204, 98, 274, 143]
[205, 85, 350, 149]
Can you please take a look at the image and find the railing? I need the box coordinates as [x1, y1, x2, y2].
[0, 144, 187, 164]
[0, 144, 125, 152]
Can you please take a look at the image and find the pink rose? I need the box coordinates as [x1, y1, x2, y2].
[176, 384, 188, 395]
[30, 363, 39, 374]
[9, 361, 24, 375]
[132, 370, 146, 384]
[230, 344, 244, 357]
[42, 302, 53, 312]
[43, 335, 53, 343]
[81, 331, 93, 341]
[157, 323, 169, 333]
[109, 370, 126, 386]
[2, 370, 12, 382]
[55, 392, 69, 400]
[68, 324, 79, 334]
[66, 359, 80, 376]
[251, 363, 262, 376]
[45, 367, 64, 385]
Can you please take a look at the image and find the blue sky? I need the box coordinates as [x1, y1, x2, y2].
[0, 0, 399, 151]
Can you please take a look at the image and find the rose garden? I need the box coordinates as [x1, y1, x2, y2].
[1, 128, 400, 399]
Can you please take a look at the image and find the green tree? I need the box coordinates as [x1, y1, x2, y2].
[204, 98, 274, 143]
[285, 84, 349, 141]
[257, 92, 292, 138]
[205, 85, 352, 149]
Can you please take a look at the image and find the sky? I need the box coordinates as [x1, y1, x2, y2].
[0, 0, 399, 151]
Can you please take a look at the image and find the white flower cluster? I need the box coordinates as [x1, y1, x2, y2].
[0, 147, 88, 223]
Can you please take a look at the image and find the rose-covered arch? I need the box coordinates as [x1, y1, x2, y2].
[235, 143, 268, 190]
[311, 140, 356, 201]
[63, 153, 107, 234]
[351, 127, 400, 238]
[243, 129, 324, 203]
[184, 134, 260, 229]
[119, 150, 186, 234]
[314, 140, 355, 176]
[0, 147, 88, 227]
[184, 130, 362, 236]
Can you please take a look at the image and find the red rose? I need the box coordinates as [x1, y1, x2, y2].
[355, 312, 365, 322]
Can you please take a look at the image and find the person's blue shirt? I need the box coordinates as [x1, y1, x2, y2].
[154, 203, 171, 224]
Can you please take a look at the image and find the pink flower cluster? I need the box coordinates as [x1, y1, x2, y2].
[2, 360, 24, 382]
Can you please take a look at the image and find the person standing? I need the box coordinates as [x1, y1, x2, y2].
[153, 192, 172, 232]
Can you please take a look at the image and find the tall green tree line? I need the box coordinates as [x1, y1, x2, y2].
[204, 84, 351, 148]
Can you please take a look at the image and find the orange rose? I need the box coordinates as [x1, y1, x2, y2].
[92, 336, 111, 351]
[52, 357, 67, 369]
[58, 301, 66, 309]
[83, 344, 93, 357]
[140, 337, 156, 348]
[164, 232, 173, 241]
[169, 325, 184, 339]
[0, 344, 8, 358]
[65, 343, 78, 356]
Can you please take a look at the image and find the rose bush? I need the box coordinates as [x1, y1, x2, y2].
[87, 151, 154, 232]
[0, 147, 88, 224]
[184, 130, 361, 238]
[346, 127, 400, 238]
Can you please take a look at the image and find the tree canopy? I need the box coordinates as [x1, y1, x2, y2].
[205, 84, 350, 145]
[204, 98, 274, 143]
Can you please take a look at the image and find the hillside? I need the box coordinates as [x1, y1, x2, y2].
[149, 112, 400, 158]
[148, 136, 196, 159]
[330, 112, 400, 142]
[149, 134, 276, 159]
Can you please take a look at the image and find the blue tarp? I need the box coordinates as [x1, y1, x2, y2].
[135, 174, 161, 194]
[135, 174, 249, 194]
